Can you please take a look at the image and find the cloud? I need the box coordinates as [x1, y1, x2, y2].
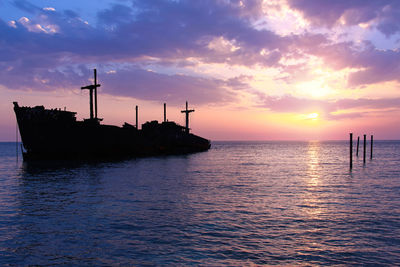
[1, 0, 400, 106]
[102, 67, 235, 105]
[0, 60, 236, 105]
[97, 3, 133, 25]
[287, 0, 400, 36]
[0, 0, 293, 102]
[226, 75, 253, 90]
[1, 0, 292, 64]
[0, 63, 87, 91]
[347, 45, 400, 86]
[258, 94, 323, 113]
[286, 37, 400, 87]
[43, 7, 56, 12]
[12, 0, 40, 14]
[258, 94, 400, 120]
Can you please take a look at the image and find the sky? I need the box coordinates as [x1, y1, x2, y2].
[1, 0, 400, 141]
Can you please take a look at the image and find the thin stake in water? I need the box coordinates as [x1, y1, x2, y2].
[363, 134, 366, 165]
[356, 136, 360, 157]
[371, 135, 373, 159]
[350, 133, 353, 170]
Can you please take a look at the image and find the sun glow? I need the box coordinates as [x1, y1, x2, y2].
[307, 113, 319, 119]
[295, 80, 333, 99]
[295, 112, 320, 121]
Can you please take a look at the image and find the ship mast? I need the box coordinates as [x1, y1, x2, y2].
[94, 69, 98, 119]
[81, 69, 101, 120]
[164, 103, 167, 122]
[181, 101, 194, 133]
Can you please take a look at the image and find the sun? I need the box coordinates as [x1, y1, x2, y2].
[295, 112, 320, 123]
[306, 113, 319, 119]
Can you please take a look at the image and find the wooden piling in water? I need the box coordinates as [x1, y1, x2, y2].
[370, 135, 373, 159]
[356, 136, 360, 157]
[350, 133, 353, 169]
[363, 134, 366, 164]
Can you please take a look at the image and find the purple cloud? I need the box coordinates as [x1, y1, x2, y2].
[287, 0, 400, 36]
[0, 61, 236, 105]
[12, 0, 40, 14]
[287, 38, 400, 87]
[1, 0, 293, 64]
[1, 0, 400, 103]
[102, 68, 235, 105]
[0, 0, 291, 104]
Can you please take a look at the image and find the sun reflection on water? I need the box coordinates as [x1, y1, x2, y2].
[301, 141, 323, 217]
[307, 141, 321, 185]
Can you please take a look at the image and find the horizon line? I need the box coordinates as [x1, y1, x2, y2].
[1, 139, 399, 143]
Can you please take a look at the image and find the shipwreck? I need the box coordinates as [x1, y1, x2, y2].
[14, 69, 211, 161]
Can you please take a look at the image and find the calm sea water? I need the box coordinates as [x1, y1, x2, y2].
[0, 141, 399, 265]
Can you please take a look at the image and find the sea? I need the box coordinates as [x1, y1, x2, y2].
[0, 141, 399, 265]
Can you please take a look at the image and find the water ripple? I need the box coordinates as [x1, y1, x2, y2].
[0, 141, 399, 265]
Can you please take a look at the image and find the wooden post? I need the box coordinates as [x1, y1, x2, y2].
[356, 136, 359, 157]
[363, 134, 366, 164]
[164, 103, 166, 122]
[370, 135, 373, 159]
[135, 105, 138, 129]
[350, 133, 353, 170]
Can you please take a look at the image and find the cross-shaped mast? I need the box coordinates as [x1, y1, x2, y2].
[181, 101, 194, 133]
[81, 69, 101, 120]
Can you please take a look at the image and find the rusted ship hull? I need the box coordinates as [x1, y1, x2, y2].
[14, 103, 211, 161]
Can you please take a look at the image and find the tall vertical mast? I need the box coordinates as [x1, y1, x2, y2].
[81, 69, 101, 120]
[181, 101, 194, 133]
[94, 69, 98, 119]
[89, 87, 94, 119]
[164, 103, 166, 122]
[136, 105, 138, 129]
[185, 101, 188, 131]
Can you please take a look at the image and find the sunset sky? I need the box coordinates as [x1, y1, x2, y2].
[1, 0, 400, 141]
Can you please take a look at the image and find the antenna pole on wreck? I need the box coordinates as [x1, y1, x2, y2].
[181, 101, 194, 134]
[164, 103, 166, 122]
[90, 88, 94, 119]
[136, 105, 138, 129]
[81, 69, 101, 120]
[94, 69, 98, 119]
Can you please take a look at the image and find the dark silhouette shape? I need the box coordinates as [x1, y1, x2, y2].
[81, 69, 101, 120]
[13, 69, 210, 161]
[94, 69, 98, 119]
[16, 121, 18, 162]
[363, 134, 366, 165]
[181, 101, 194, 133]
[350, 133, 353, 170]
[164, 103, 167, 122]
[356, 136, 359, 157]
[136, 105, 138, 129]
[370, 135, 373, 159]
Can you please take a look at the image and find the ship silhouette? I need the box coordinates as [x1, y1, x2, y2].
[13, 69, 211, 161]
